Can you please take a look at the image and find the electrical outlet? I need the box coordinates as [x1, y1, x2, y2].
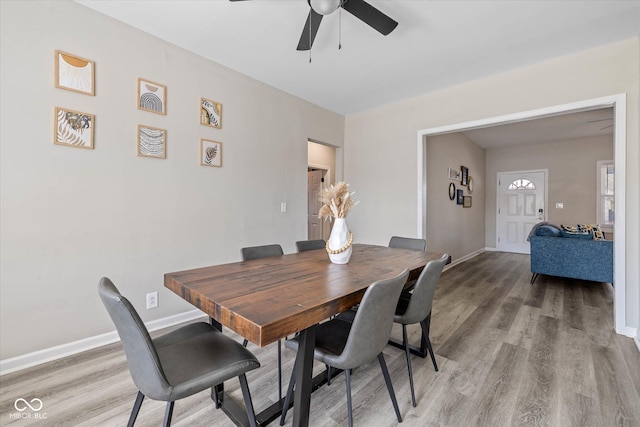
[146, 292, 158, 309]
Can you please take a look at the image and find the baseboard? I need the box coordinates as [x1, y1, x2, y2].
[444, 248, 486, 271]
[484, 246, 498, 252]
[634, 332, 640, 353]
[0, 309, 206, 376]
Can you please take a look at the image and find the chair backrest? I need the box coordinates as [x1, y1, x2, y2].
[388, 236, 426, 252]
[295, 239, 326, 252]
[336, 269, 409, 368]
[241, 244, 284, 261]
[399, 254, 449, 324]
[98, 278, 170, 399]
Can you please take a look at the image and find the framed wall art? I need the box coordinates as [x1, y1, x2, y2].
[457, 189, 464, 205]
[200, 139, 222, 167]
[55, 50, 95, 96]
[54, 107, 94, 149]
[463, 196, 472, 208]
[460, 165, 469, 186]
[137, 78, 166, 115]
[200, 98, 222, 129]
[449, 182, 456, 200]
[137, 125, 166, 158]
[448, 167, 461, 181]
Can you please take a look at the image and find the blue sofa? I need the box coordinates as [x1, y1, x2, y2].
[529, 234, 613, 284]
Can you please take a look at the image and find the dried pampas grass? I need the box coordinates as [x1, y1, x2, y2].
[319, 182, 359, 220]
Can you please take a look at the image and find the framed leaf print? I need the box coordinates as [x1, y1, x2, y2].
[200, 97, 222, 128]
[200, 139, 222, 167]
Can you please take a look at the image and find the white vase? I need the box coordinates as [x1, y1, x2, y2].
[327, 218, 352, 264]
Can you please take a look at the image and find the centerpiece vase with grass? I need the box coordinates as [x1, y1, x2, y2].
[319, 182, 358, 264]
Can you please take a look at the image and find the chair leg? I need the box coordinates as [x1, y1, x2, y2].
[530, 272, 539, 285]
[280, 366, 296, 426]
[378, 353, 402, 423]
[239, 374, 258, 427]
[420, 318, 438, 372]
[326, 365, 332, 386]
[127, 391, 145, 427]
[402, 325, 417, 407]
[278, 339, 282, 400]
[163, 401, 174, 427]
[345, 368, 353, 427]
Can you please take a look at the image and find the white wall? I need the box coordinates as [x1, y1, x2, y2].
[344, 38, 639, 334]
[0, 0, 344, 360]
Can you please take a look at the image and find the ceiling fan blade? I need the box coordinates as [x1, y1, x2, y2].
[341, 0, 398, 35]
[297, 9, 323, 51]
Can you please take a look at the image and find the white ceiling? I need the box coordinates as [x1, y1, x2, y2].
[76, 0, 640, 117]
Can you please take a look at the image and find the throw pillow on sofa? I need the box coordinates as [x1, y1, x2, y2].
[535, 225, 561, 237]
[578, 224, 607, 240]
[560, 224, 593, 239]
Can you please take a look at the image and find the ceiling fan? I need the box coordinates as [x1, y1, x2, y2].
[230, 0, 398, 51]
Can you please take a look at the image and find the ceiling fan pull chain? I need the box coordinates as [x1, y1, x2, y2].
[339, 2, 342, 49]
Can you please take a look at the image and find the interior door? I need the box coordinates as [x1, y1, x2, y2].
[307, 169, 324, 240]
[497, 170, 546, 254]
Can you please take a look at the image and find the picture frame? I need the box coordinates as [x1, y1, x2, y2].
[457, 189, 464, 205]
[460, 165, 469, 186]
[55, 50, 95, 96]
[449, 182, 456, 200]
[448, 167, 461, 181]
[200, 139, 222, 167]
[200, 97, 222, 129]
[467, 176, 474, 194]
[54, 107, 94, 149]
[137, 78, 166, 115]
[463, 196, 472, 208]
[137, 125, 166, 159]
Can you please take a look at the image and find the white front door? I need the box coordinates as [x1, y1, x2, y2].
[497, 170, 547, 254]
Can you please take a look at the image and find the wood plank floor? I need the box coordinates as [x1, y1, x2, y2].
[1, 252, 639, 426]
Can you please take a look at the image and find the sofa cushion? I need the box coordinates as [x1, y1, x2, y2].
[560, 230, 593, 239]
[535, 225, 560, 237]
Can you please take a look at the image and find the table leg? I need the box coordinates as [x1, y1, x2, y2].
[292, 324, 317, 427]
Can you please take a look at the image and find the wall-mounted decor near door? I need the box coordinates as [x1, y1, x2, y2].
[200, 98, 222, 129]
[467, 176, 474, 194]
[448, 167, 461, 180]
[137, 78, 166, 115]
[449, 182, 456, 200]
[55, 50, 95, 96]
[460, 165, 469, 186]
[463, 196, 472, 208]
[54, 107, 94, 149]
[457, 189, 464, 205]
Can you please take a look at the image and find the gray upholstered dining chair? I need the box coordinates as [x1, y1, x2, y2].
[280, 269, 410, 427]
[98, 277, 260, 427]
[295, 239, 326, 252]
[394, 253, 448, 407]
[389, 236, 427, 252]
[240, 244, 285, 399]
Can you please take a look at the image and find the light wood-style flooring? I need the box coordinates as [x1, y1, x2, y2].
[1, 252, 639, 426]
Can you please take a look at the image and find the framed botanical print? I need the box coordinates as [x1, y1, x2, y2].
[54, 107, 94, 149]
[200, 139, 222, 167]
[200, 98, 222, 128]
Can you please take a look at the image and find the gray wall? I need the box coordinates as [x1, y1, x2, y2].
[485, 135, 614, 246]
[0, 0, 345, 360]
[426, 133, 486, 260]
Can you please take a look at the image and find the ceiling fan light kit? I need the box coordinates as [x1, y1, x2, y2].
[310, 0, 341, 15]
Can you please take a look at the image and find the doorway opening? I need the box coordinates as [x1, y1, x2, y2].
[416, 94, 627, 335]
[308, 140, 337, 241]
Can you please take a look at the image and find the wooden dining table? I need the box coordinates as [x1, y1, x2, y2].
[164, 243, 444, 427]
